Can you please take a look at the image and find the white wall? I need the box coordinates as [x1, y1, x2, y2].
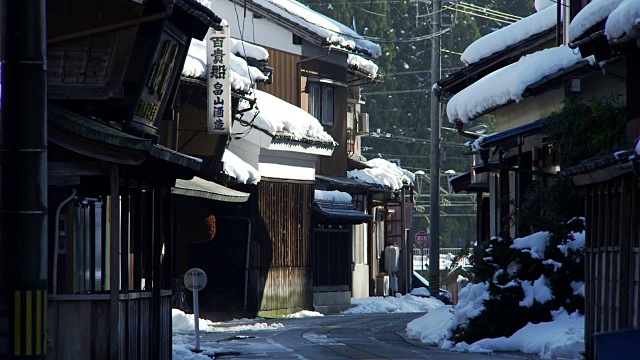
[212, 0, 303, 55]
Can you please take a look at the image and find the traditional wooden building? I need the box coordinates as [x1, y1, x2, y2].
[210, 0, 407, 315]
[43, 0, 222, 358]
[563, 1, 640, 357]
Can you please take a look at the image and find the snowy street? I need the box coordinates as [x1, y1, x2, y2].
[173, 312, 538, 359]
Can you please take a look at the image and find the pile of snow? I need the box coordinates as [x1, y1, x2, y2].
[406, 305, 455, 345]
[568, 0, 624, 42]
[347, 158, 414, 190]
[347, 54, 379, 78]
[222, 148, 261, 184]
[248, 0, 381, 57]
[237, 89, 335, 144]
[342, 293, 444, 314]
[284, 310, 324, 318]
[605, 0, 640, 40]
[447, 45, 593, 124]
[172, 309, 217, 332]
[230, 38, 270, 61]
[510, 231, 550, 259]
[448, 309, 584, 359]
[314, 189, 352, 203]
[461, 5, 558, 66]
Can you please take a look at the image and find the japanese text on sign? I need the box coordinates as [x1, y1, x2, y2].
[207, 25, 231, 134]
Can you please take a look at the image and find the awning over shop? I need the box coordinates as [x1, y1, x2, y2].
[449, 171, 489, 194]
[316, 174, 381, 193]
[478, 119, 548, 150]
[48, 104, 202, 171]
[172, 176, 250, 203]
[314, 200, 372, 224]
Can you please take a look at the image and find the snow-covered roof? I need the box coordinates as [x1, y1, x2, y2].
[222, 148, 261, 184]
[238, 89, 336, 145]
[347, 158, 414, 191]
[568, 0, 624, 42]
[235, 0, 381, 58]
[182, 38, 268, 93]
[314, 189, 352, 203]
[605, 0, 640, 41]
[347, 54, 380, 79]
[461, 5, 558, 66]
[230, 38, 269, 61]
[534, 0, 555, 12]
[447, 45, 594, 124]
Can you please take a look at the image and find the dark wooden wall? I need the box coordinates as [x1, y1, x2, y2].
[257, 47, 300, 105]
[252, 179, 314, 315]
[583, 173, 640, 357]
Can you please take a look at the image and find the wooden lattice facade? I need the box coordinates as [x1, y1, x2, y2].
[581, 172, 640, 356]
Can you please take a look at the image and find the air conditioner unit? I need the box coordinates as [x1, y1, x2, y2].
[357, 113, 369, 135]
[375, 274, 389, 296]
[347, 111, 355, 131]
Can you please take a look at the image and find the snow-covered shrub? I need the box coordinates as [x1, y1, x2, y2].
[449, 179, 585, 345]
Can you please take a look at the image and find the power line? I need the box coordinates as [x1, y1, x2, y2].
[457, 2, 523, 22]
[361, 89, 428, 95]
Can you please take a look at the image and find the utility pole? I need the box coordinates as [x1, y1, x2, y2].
[428, 0, 442, 297]
[1, 0, 48, 358]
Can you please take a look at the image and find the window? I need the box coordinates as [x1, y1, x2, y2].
[308, 82, 334, 126]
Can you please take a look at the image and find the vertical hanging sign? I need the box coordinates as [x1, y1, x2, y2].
[207, 24, 231, 134]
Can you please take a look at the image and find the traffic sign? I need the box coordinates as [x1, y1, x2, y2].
[416, 231, 429, 246]
[184, 268, 207, 292]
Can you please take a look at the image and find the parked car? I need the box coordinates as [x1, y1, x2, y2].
[411, 271, 452, 305]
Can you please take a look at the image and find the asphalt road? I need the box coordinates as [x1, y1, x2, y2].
[198, 313, 538, 359]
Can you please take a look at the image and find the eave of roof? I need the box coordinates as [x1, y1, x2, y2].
[450, 58, 595, 126]
[229, 0, 377, 57]
[314, 200, 372, 223]
[437, 28, 556, 102]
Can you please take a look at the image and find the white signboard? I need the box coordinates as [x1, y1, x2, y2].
[207, 24, 231, 134]
[184, 268, 207, 292]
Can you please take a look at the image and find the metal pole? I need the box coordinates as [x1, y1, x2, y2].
[428, 0, 442, 297]
[1, 0, 48, 357]
[193, 276, 200, 352]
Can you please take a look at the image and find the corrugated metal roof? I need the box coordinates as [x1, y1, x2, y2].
[314, 200, 372, 223]
[173, 176, 250, 203]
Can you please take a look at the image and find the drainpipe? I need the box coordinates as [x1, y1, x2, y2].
[53, 188, 76, 295]
[295, 51, 330, 106]
[244, 220, 252, 309]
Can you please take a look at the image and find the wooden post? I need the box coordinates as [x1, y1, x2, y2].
[1, 0, 48, 357]
[110, 165, 120, 360]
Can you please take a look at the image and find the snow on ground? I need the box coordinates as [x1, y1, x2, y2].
[569, 0, 624, 42]
[342, 293, 444, 314]
[605, 0, 640, 40]
[406, 305, 455, 346]
[285, 310, 325, 318]
[461, 5, 558, 66]
[450, 309, 584, 359]
[172, 309, 285, 360]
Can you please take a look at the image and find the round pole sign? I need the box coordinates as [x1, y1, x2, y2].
[184, 268, 207, 292]
[416, 231, 429, 246]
